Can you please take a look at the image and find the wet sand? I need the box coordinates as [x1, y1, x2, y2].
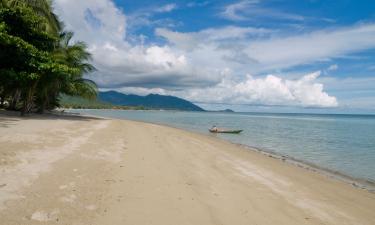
[0, 112, 374, 225]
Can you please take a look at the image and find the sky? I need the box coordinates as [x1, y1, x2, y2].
[53, 0, 375, 113]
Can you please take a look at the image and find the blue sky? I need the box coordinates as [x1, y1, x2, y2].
[54, 0, 375, 113]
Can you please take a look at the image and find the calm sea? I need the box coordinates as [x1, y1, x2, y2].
[70, 109, 375, 182]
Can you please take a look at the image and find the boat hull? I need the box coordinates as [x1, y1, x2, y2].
[209, 129, 243, 134]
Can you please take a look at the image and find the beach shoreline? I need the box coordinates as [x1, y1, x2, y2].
[1, 111, 374, 224]
[76, 109, 375, 193]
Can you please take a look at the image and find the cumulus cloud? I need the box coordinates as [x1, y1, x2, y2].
[183, 71, 338, 107]
[53, 0, 358, 108]
[114, 71, 338, 108]
[53, 0, 126, 44]
[54, 0, 222, 89]
[91, 44, 221, 88]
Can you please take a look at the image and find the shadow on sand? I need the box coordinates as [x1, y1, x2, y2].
[0, 110, 105, 128]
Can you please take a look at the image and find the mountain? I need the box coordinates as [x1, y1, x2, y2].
[98, 91, 205, 111]
[216, 109, 235, 113]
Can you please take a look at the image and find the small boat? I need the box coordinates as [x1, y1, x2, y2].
[209, 129, 243, 134]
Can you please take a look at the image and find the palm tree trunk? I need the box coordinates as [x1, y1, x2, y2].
[21, 82, 37, 116]
[0, 95, 4, 108]
[9, 89, 21, 110]
[37, 89, 48, 114]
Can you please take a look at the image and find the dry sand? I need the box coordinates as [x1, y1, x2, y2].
[0, 112, 374, 225]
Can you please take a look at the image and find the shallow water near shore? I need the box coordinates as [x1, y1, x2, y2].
[69, 109, 375, 183]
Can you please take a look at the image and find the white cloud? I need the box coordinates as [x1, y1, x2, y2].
[113, 71, 338, 108]
[155, 26, 273, 51]
[155, 3, 177, 13]
[101, 86, 169, 96]
[89, 44, 221, 89]
[126, 3, 179, 30]
[243, 24, 375, 72]
[54, 0, 221, 89]
[327, 64, 338, 71]
[221, 0, 304, 22]
[187, 1, 210, 8]
[185, 71, 338, 107]
[221, 0, 255, 21]
[53, 0, 126, 45]
[157, 23, 375, 74]
[54, 0, 375, 109]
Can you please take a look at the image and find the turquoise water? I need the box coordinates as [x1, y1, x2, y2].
[71, 109, 375, 182]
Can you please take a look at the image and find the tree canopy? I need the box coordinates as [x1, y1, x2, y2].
[0, 0, 97, 114]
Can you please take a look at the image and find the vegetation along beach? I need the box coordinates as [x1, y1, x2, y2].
[1, 0, 375, 225]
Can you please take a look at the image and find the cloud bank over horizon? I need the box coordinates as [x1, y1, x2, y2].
[53, 0, 375, 110]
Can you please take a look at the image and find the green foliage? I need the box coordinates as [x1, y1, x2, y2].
[0, 2, 97, 114]
[4, 0, 61, 36]
[0, 7, 56, 50]
[59, 94, 113, 109]
[59, 94, 148, 110]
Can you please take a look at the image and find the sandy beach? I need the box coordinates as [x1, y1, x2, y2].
[0, 112, 374, 225]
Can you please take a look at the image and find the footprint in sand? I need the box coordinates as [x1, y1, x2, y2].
[59, 184, 68, 190]
[31, 209, 59, 222]
[85, 204, 97, 211]
[59, 182, 76, 190]
[60, 194, 77, 203]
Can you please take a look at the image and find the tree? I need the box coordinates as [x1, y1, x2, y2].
[4, 0, 61, 36]
[0, 3, 97, 115]
[36, 31, 97, 113]
[55, 31, 97, 97]
[0, 6, 57, 114]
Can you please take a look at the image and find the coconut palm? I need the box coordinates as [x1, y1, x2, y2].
[4, 0, 61, 35]
[55, 32, 96, 74]
[1, 1, 97, 114]
[55, 31, 97, 98]
[0, 4, 59, 114]
[0, 0, 6, 8]
[36, 31, 97, 112]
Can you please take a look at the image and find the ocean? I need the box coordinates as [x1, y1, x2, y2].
[69, 109, 375, 183]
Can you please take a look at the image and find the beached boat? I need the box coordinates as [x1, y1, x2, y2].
[209, 129, 243, 134]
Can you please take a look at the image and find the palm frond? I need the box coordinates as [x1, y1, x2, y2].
[6, 0, 61, 35]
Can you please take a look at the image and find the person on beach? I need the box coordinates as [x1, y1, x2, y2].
[211, 125, 218, 132]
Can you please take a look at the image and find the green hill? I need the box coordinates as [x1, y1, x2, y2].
[60, 91, 205, 111]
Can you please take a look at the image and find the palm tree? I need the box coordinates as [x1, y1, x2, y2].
[61, 32, 97, 97]
[55, 32, 96, 74]
[1, 2, 59, 114]
[1, 1, 97, 114]
[0, 0, 6, 8]
[36, 31, 97, 112]
[4, 0, 61, 35]
[56, 31, 97, 98]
